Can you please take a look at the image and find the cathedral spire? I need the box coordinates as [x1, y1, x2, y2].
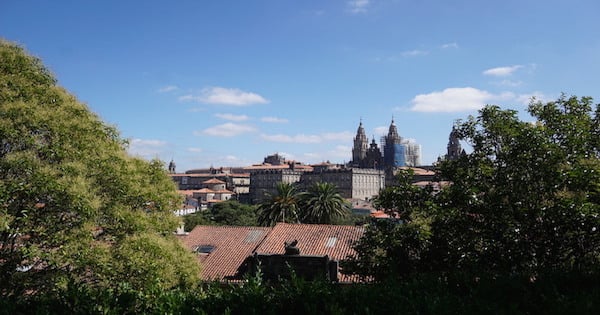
[387, 117, 399, 140]
[352, 119, 368, 166]
[446, 126, 463, 160]
[168, 159, 176, 174]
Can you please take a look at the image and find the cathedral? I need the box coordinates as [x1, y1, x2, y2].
[351, 119, 421, 169]
[445, 126, 465, 160]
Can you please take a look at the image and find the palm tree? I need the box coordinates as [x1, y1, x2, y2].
[300, 182, 351, 224]
[257, 182, 301, 226]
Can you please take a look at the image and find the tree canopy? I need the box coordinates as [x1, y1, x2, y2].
[0, 39, 200, 297]
[345, 95, 600, 281]
[256, 182, 352, 226]
[257, 182, 301, 226]
[300, 182, 351, 224]
[183, 200, 257, 230]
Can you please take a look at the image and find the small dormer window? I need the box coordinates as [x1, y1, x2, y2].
[193, 244, 216, 254]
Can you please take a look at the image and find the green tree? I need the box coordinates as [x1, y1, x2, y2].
[0, 40, 200, 297]
[300, 182, 351, 224]
[433, 96, 600, 275]
[257, 182, 301, 226]
[343, 170, 433, 280]
[374, 168, 435, 220]
[344, 95, 600, 280]
[183, 200, 257, 230]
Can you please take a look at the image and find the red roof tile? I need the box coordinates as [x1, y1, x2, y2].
[370, 211, 390, 218]
[254, 223, 364, 282]
[180, 223, 364, 282]
[178, 189, 205, 196]
[203, 178, 226, 184]
[180, 226, 272, 281]
[255, 223, 363, 261]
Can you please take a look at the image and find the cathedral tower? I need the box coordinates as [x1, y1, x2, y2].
[383, 118, 405, 168]
[446, 127, 464, 160]
[351, 120, 368, 165]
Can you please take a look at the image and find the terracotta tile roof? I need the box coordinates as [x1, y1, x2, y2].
[203, 178, 226, 184]
[293, 165, 314, 170]
[180, 223, 364, 282]
[398, 166, 435, 176]
[178, 189, 205, 196]
[243, 164, 290, 170]
[254, 223, 364, 282]
[255, 223, 363, 262]
[370, 211, 390, 218]
[180, 226, 272, 281]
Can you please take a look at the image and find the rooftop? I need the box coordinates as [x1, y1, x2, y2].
[179, 223, 364, 282]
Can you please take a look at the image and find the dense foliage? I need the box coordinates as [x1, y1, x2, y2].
[0, 40, 200, 297]
[342, 169, 434, 280]
[300, 182, 351, 224]
[2, 272, 598, 314]
[183, 200, 258, 230]
[257, 182, 301, 226]
[257, 182, 351, 226]
[344, 96, 600, 280]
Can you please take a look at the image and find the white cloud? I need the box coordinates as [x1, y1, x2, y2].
[402, 49, 429, 57]
[179, 86, 269, 106]
[483, 65, 523, 77]
[157, 85, 178, 93]
[516, 91, 551, 105]
[198, 123, 256, 137]
[373, 126, 388, 137]
[348, 0, 370, 13]
[261, 116, 289, 123]
[215, 113, 249, 121]
[441, 42, 459, 49]
[375, 49, 429, 62]
[127, 138, 168, 158]
[410, 87, 502, 112]
[278, 152, 295, 160]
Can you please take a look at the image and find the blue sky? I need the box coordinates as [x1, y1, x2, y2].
[2, 0, 599, 171]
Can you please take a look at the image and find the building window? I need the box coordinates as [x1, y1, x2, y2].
[193, 244, 216, 254]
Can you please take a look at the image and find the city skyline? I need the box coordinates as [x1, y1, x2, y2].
[1, 1, 598, 171]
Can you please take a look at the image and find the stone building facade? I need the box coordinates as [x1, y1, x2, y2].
[249, 168, 306, 203]
[169, 167, 250, 196]
[300, 166, 385, 200]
